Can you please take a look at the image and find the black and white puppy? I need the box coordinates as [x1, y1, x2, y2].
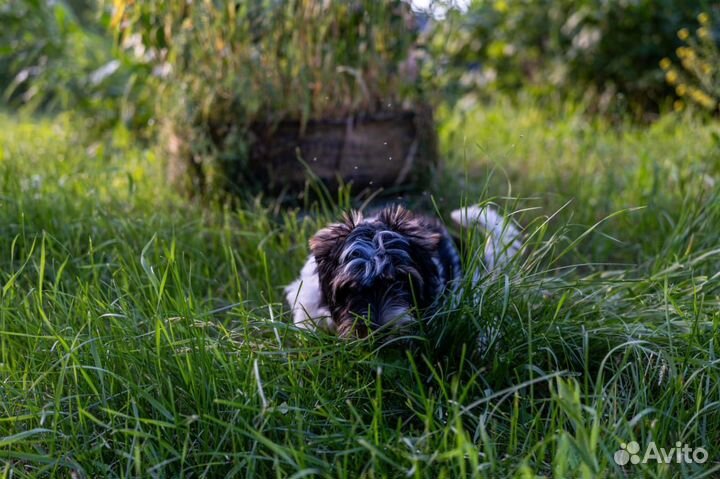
[285, 205, 522, 337]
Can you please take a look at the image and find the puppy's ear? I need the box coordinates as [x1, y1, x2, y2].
[309, 211, 362, 262]
[309, 224, 349, 261]
[379, 205, 441, 250]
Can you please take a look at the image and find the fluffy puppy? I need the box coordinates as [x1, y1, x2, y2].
[285, 205, 521, 337]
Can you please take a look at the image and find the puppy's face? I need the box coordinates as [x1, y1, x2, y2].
[310, 206, 441, 337]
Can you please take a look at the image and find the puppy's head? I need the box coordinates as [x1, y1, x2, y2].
[310, 206, 441, 338]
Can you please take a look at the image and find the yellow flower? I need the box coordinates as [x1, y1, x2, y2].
[697, 28, 711, 41]
[493, 0, 509, 13]
[660, 57, 672, 70]
[701, 63, 712, 75]
[678, 28, 690, 41]
[698, 13, 710, 26]
[676, 84, 687, 96]
[692, 90, 717, 110]
[674, 100, 684, 112]
[676, 47, 694, 60]
[665, 70, 678, 85]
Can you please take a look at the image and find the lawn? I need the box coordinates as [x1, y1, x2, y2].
[1, 103, 719, 478]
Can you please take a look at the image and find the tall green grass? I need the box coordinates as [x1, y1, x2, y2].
[0, 105, 718, 478]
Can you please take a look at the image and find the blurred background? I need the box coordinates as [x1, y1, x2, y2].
[1, 0, 718, 200]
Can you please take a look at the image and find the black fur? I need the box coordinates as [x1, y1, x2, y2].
[310, 205, 462, 337]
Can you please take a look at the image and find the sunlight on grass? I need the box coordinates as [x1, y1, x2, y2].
[0, 106, 718, 477]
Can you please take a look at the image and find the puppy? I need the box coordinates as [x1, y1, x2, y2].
[285, 205, 522, 337]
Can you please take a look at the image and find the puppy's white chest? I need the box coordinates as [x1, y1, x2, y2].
[284, 256, 335, 331]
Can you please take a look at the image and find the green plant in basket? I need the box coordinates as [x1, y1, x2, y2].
[112, 0, 429, 195]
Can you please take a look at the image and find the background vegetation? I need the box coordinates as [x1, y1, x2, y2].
[1, 1, 719, 477]
[433, 0, 717, 116]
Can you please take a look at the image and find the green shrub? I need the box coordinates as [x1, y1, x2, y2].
[0, 0, 155, 137]
[432, 0, 715, 115]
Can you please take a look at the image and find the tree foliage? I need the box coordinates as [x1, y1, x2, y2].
[432, 0, 716, 114]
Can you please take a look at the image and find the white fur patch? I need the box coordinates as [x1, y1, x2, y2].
[451, 206, 522, 269]
[284, 256, 335, 332]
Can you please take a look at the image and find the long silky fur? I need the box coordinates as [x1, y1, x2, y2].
[285, 204, 520, 337]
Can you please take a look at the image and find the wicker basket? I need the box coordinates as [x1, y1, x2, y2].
[165, 106, 438, 196]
